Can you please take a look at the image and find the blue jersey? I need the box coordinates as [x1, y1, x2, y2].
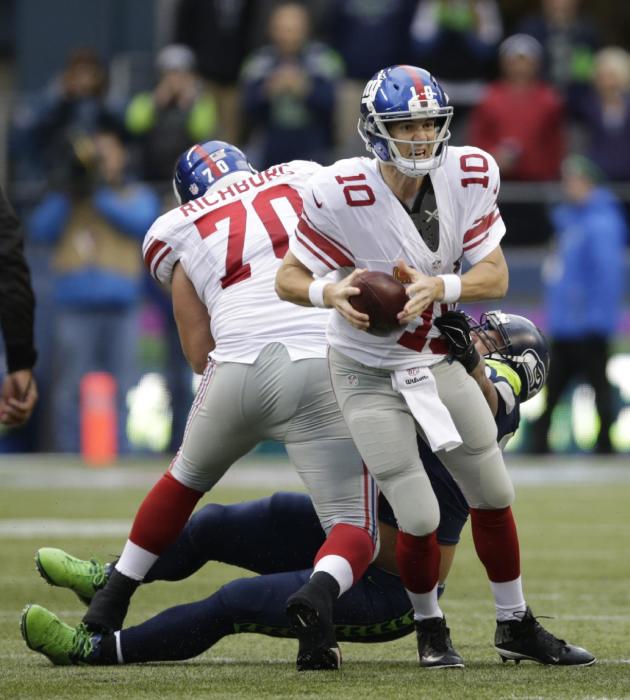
[379, 359, 521, 544]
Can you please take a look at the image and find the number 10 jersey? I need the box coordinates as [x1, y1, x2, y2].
[289, 147, 506, 370]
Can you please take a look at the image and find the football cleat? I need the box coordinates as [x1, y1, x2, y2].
[20, 604, 99, 665]
[415, 616, 464, 668]
[286, 580, 341, 671]
[35, 548, 111, 606]
[495, 607, 596, 666]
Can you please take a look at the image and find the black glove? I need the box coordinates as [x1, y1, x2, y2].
[434, 311, 481, 373]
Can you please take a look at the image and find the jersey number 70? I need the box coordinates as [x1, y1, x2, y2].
[193, 184, 302, 288]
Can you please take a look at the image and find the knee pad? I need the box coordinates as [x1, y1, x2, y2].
[478, 446, 515, 509]
[383, 472, 440, 536]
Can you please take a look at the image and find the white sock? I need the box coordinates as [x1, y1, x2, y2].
[491, 576, 527, 621]
[114, 630, 124, 664]
[313, 555, 353, 596]
[407, 583, 443, 622]
[115, 540, 158, 581]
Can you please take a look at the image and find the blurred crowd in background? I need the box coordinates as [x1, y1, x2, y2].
[0, 0, 628, 456]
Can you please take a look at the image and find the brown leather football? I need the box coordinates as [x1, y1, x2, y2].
[349, 271, 408, 336]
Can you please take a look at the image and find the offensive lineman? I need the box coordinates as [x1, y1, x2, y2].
[22, 312, 593, 666]
[51, 140, 380, 671]
[276, 64, 593, 668]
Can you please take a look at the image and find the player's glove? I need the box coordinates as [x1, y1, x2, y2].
[434, 311, 481, 373]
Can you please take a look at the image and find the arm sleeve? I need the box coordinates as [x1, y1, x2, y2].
[485, 361, 520, 443]
[288, 180, 355, 276]
[461, 151, 506, 265]
[0, 186, 38, 371]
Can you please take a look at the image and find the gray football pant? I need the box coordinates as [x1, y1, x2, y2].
[170, 343, 378, 540]
[328, 348, 515, 537]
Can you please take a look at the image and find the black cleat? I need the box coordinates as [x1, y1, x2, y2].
[286, 579, 341, 671]
[415, 616, 464, 668]
[495, 607, 595, 666]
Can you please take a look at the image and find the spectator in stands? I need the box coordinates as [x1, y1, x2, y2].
[409, 0, 503, 129]
[12, 49, 121, 193]
[322, 0, 417, 157]
[518, 0, 599, 103]
[240, 2, 341, 168]
[571, 47, 630, 182]
[27, 127, 161, 453]
[125, 44, 217, 193]
[530, 155, 627, 454]
[174, 0, 256, 144]
[468, 33, 565, 181]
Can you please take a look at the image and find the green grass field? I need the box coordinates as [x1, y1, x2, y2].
[1, 457, 629, 699]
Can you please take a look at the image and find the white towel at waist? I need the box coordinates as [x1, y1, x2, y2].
[391, 366, 462, 453]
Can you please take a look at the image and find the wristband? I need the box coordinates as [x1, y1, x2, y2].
[308, 278, 329, 308]
[437, 274, 462, 303]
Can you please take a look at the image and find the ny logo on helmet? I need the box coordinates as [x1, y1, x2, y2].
[361, 72, 386, 108]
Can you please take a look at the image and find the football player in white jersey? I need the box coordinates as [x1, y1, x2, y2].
[73, 140, 382, 671]
[276, 65, 586, 668]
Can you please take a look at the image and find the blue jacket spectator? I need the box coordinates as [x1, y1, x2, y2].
[544, 183, 626, 338]
[532, 155, 627, 454]
[28, 129, 160, 454]
[240, 2, 342, 168]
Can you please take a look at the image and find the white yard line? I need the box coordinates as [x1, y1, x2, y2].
[0, 520, 130, 537]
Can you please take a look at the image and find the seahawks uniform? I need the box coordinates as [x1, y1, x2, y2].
[114, 360, 520, 664]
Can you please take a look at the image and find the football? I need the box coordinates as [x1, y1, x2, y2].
[349, 271, 408, 336]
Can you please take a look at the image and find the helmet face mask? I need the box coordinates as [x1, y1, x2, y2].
[358, 65, 453, 177]
[173, 140, 256, 204]
[467, 310, 550, 402]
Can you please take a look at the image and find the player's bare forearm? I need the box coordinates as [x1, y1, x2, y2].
[459, 246, 509, 301]
[276, 251, 317, 306]
[172, 263, 214, 374]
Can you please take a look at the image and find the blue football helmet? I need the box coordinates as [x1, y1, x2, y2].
[358, 65, 453, 177]
[173, 140, 256, 204]
[469, 311, 550, 402]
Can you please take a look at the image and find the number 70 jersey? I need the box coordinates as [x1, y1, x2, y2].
[143, 160, 330, 364]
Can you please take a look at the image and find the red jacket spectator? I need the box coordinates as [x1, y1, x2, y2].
[468, 34, 565, 181]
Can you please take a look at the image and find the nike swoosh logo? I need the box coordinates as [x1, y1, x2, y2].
[313, 193, 323, 208]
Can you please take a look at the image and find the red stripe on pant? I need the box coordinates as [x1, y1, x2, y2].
[396, 531, 440, 594]
[470, 506, 521, 583]
[128, 471, 203, 555]
[314, 523, 375, 583]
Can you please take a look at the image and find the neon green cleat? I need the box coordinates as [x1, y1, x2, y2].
[20, 604, 96, 665]
[35, 548, 110, 605]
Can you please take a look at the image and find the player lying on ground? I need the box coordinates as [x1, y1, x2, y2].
[21, 311, 594, 667]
